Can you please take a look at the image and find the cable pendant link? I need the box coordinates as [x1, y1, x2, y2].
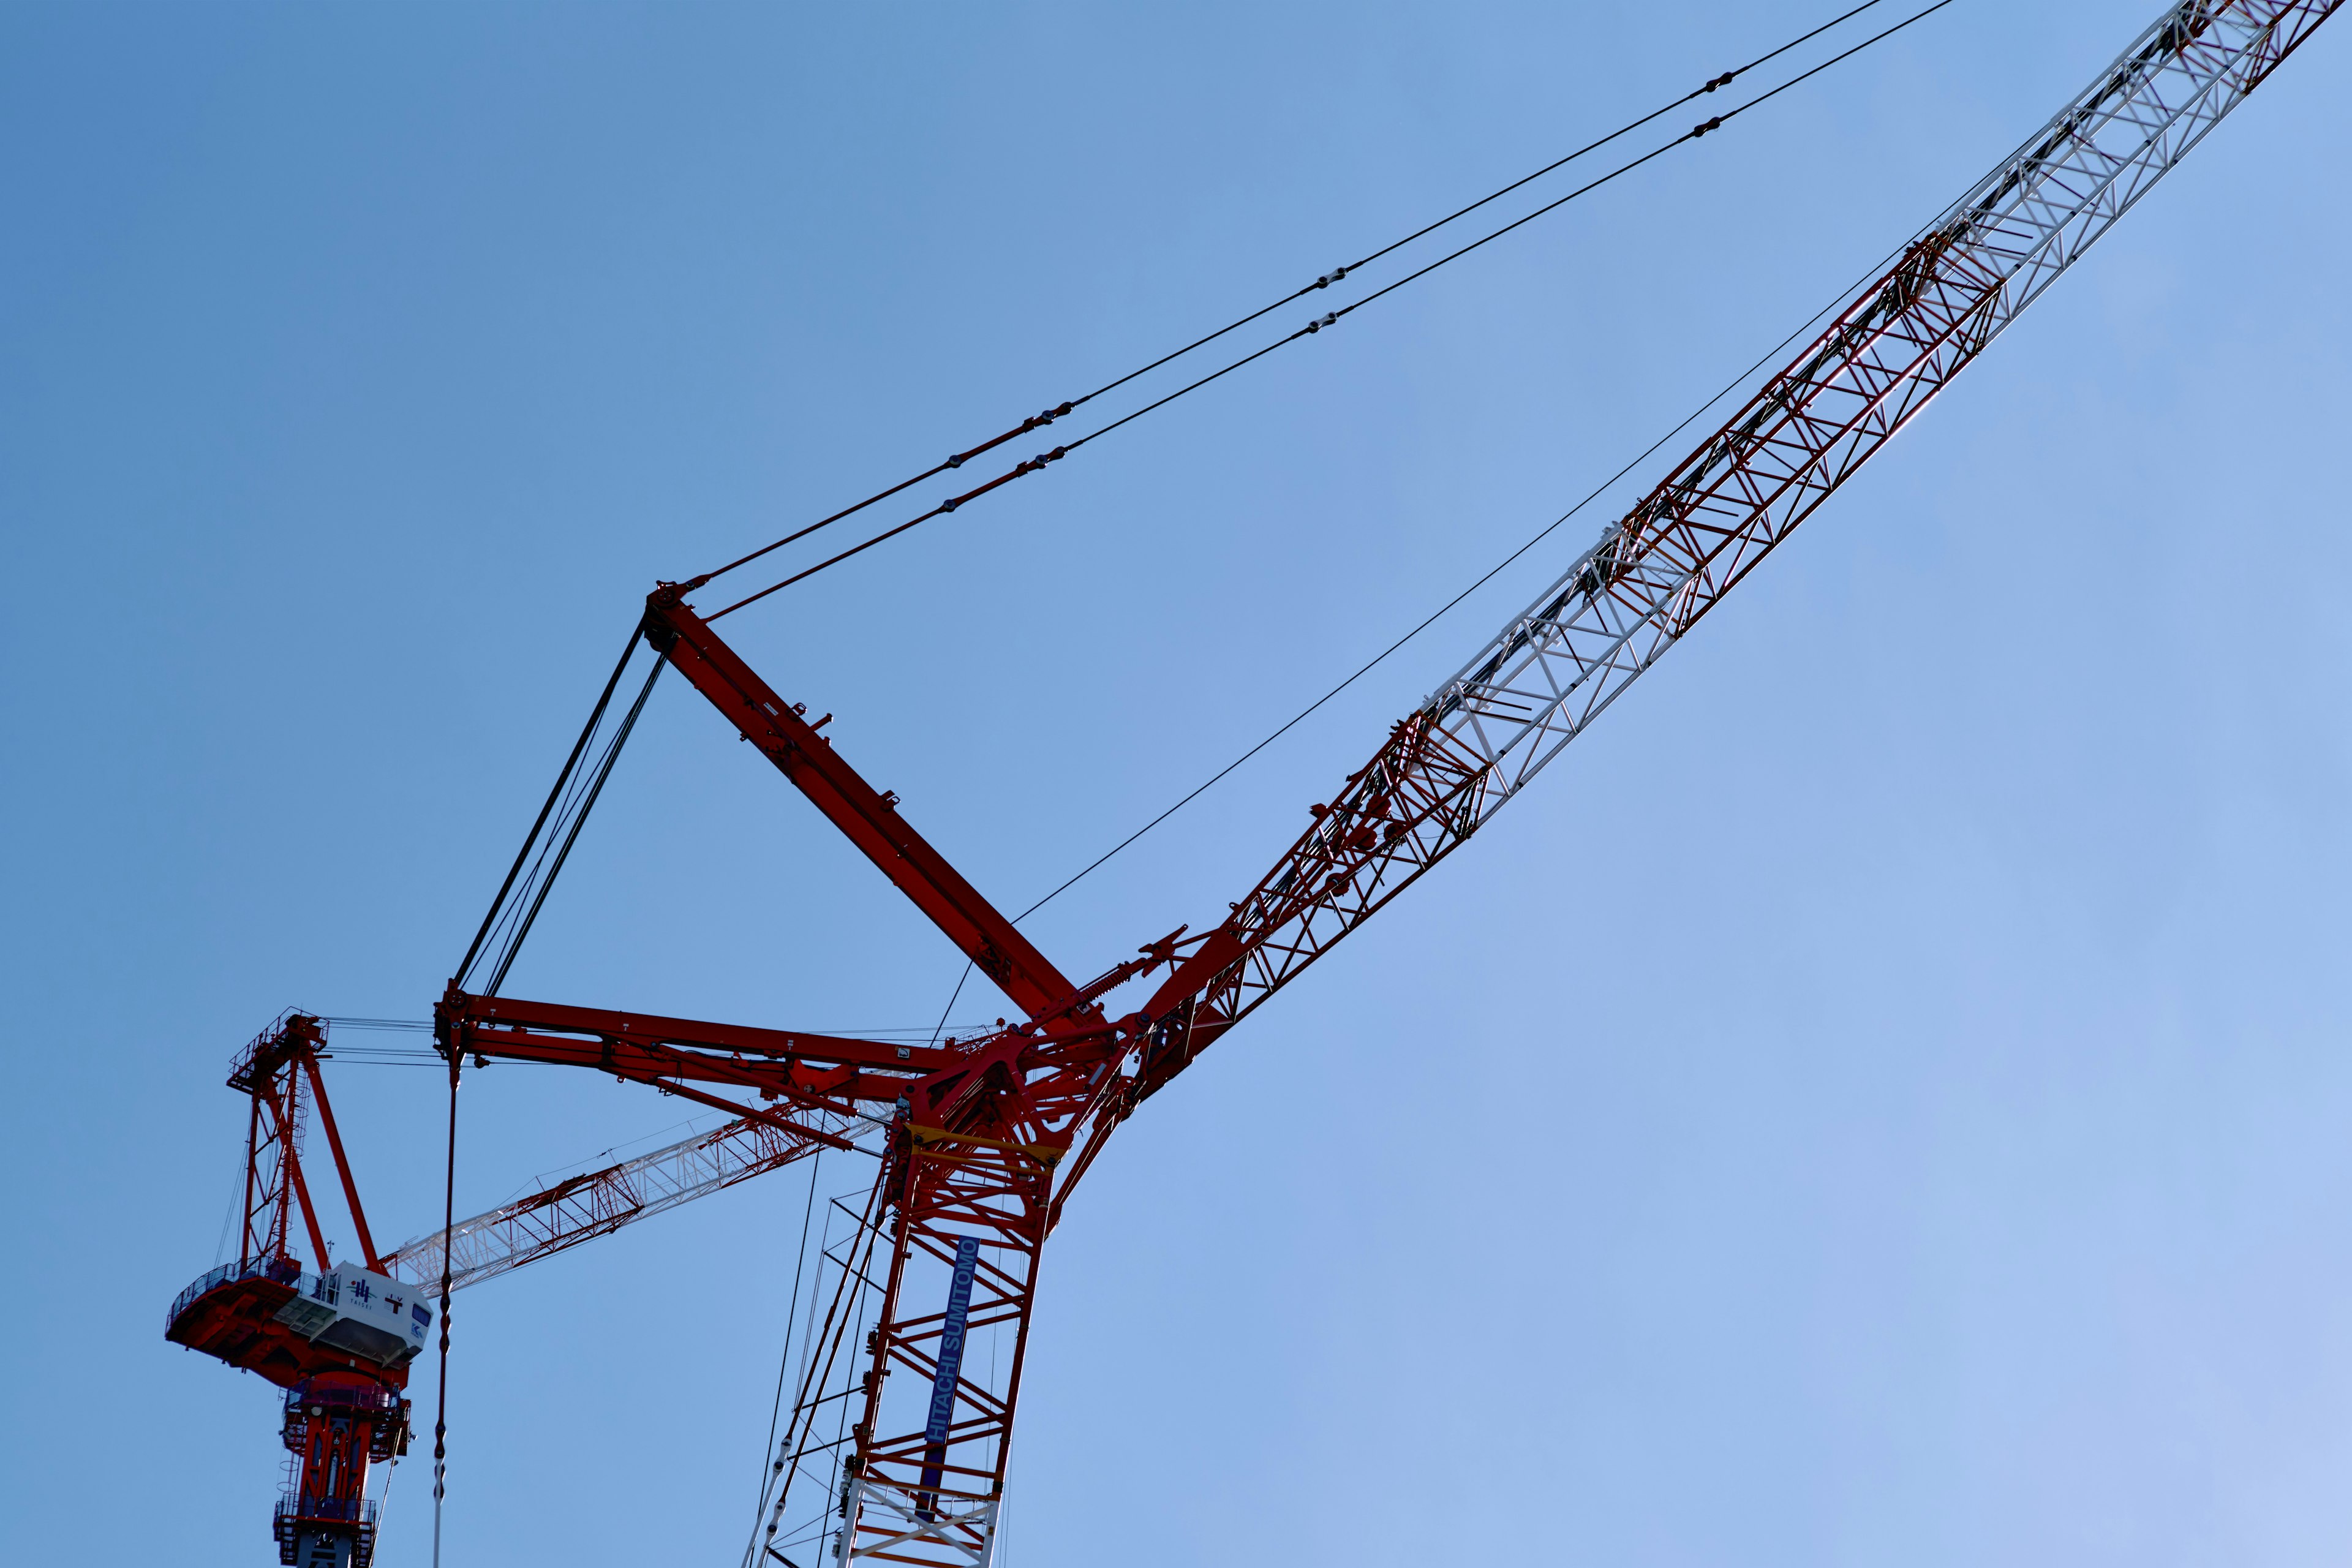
[429, 1054, 460, 1568]
[684, 0, 1923, 601]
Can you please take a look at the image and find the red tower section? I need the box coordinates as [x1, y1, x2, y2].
[165, 1014, 421, 1568]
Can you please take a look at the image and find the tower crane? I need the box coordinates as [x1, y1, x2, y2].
[162, 4, 2342, 1565]
[167, 1015, 428, 1568]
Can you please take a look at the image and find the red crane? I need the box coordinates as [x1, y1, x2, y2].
[162, 4, 2342, 1564]
[167, 1014, 426, 1568]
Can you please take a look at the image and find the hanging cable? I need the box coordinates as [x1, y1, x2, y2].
[1310, 0, 1958, 332]
[372, 1450, 400, 1564]
[458, 647, 666, 998]
[752, 1172, 890, 1561]
[463, 654, 655, 993]
[742, 1150, 825, 1568]
[912, 187, 1939, 1042]
[990, 212, 1940, 927]
[430, 1054, 460, 1568]
[453, 626, 643, 986]
[482, 654, 665, 995]
[924, 965, 974, 1049]
[686, 0, 1917, 598]
[703, 0, 1956, 622]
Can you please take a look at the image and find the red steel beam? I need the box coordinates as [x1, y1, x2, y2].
[444, 990, 951, 1073]
[592, 1071, 864, 1155]
[643, 587, 1074, 1020]
[455, 1023, 906, 1114]
[285, 1145, 333, 1274]
[299, 1053, 383, 1274]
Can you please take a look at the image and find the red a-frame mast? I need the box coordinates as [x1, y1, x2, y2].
[439, 587, 1161, 1561]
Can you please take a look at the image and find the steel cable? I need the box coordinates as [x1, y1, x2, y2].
[429, 1055, 459, 1568]
[688, 0, 1923, 606]
[453, 625, 643, 987]
[998, 213, 1939, 927]
[742, 1150, 826, 1568]
[460, 650, 666, 999]
[703, 0, 1955, 620]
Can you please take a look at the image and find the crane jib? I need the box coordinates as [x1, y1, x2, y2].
[1144, 0, 2345, 1103]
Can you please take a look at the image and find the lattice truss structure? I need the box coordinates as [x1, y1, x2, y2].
[352, 6, 2338, 1565]
[1152, 0, 2346, 1091]
[383, 1110, 859, 1294]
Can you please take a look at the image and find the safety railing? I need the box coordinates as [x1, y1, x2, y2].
[274, 1493, 380, 1528]
[164, 1255, 303, 1331]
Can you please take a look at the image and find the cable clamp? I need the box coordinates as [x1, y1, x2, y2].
[940, 497, 961, 512]
[945, 454, 965, 469]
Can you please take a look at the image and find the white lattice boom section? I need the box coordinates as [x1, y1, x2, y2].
[383, 1113, 853, 1292]
[1141, 0, 2342, 1095]
[1423, 0, 2335, 802]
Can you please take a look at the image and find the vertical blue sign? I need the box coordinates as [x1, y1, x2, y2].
[917, 1236, 982, 1513]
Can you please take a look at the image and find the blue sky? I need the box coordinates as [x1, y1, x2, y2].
[4, 2, 2349, 1564]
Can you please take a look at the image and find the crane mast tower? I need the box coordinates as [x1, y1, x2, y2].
[160, 4, 2341, 1564]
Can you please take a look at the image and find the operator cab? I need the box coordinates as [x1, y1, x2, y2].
[167, 1258, 431, 1389]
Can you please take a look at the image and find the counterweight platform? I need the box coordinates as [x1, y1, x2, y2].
[167, 1258, 430, 1391]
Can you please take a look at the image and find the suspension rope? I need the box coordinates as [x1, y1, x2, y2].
[742, 1150, 825, 1568]
[924, 965, 974, 1049]
[453, 625, 643, 986]
[701, 0, 1955, 622]
[430, 1054, 461, 1568]
[753, 1172, 890, 1559]
[475, 658, 668, 1001]
[372, 1450, 400, 1564]
[688, 0, 1902, 597]
[990, 214, 1939, 928]
[911, 193, 1936, 1043]
[1313, 0, 1958, 331]
[467, 651, 667, 998]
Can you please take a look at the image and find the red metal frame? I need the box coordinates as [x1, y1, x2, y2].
[225, 1015, 379, 1277]
[427, 592, 1194, 1562]
[175, 8, 2352, 1561]
[301, 1054, 383, 1275]
[171, 1016, 415, 1567]
[276, 1370, 409, 1568]
[174, 1017, 402, 1384]
[643, 587, 1078, 1019]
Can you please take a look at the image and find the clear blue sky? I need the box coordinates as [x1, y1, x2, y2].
[5, 3, 2349, 1564]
